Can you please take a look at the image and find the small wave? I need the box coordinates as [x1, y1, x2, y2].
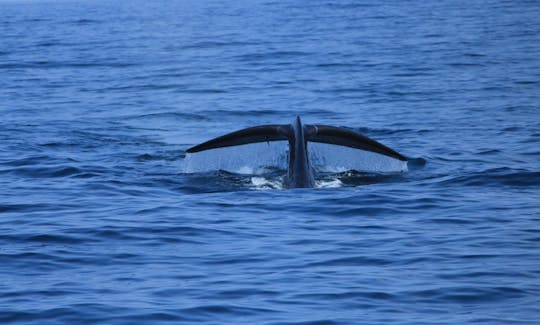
[292, 290, 394, 301]
[127, 111, 209, 122]
[137, 150, 186, 162]
[0, 61, 135, 70]
[35, 41, 68, 48]
[197, 109, 285, 118]
[514, 80, 538, 85]
[181, 40, 256, 50]
[0, 203, 53, 213]
[1, 165, 84, 178]
[25, 234, 85, 244]
[447, 62, 486, 68]
[179, 304, 277, 317]
[70, 19, 99, 25]
[234, 51, 310, 62]
[391, 71, 434, 77]
[464, 52, 487, 58]
[409, 286, 528, 304]
[307, 256, 392, 267]
[315, 62, 358, 68]
[175, 88, 227, 94]
[441, 168, 540, 187]
[1, 155, 54, 167]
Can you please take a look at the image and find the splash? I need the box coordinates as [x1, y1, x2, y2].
[316, 178, 344, 188]
[250, 176, 283, 190]
[182, 140, 408, 190]
[183, 141, 288, 174]
[250, 176, 343, 190]
[309, 142, 408, 173]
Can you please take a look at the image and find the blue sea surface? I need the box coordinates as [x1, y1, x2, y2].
[1, 0, 540, 324]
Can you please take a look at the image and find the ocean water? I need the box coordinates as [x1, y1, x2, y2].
[1, 0, 540, 323]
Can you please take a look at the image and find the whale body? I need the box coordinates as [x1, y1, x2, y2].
[186, 116, 407, 188]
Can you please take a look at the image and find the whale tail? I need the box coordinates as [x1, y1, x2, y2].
[304, 124, 407, 161]
[186, 125, 290, 153]
[186, 119, 407, 162]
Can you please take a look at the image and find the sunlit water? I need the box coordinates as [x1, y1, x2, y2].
[1, 0, 540, 324]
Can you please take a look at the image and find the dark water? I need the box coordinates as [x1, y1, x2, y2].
[1, 0, 540, 323]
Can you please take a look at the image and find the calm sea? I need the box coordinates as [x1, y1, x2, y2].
[1, 0, 539, 324]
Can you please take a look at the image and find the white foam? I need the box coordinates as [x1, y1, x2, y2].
[250, 177, 283, 190]
[316, 178, 344, 188]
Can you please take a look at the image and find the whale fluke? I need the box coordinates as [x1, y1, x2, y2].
[306, 125, 407, 161]
[186, 116, 407, 188]
[186, 125, 289, 153]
